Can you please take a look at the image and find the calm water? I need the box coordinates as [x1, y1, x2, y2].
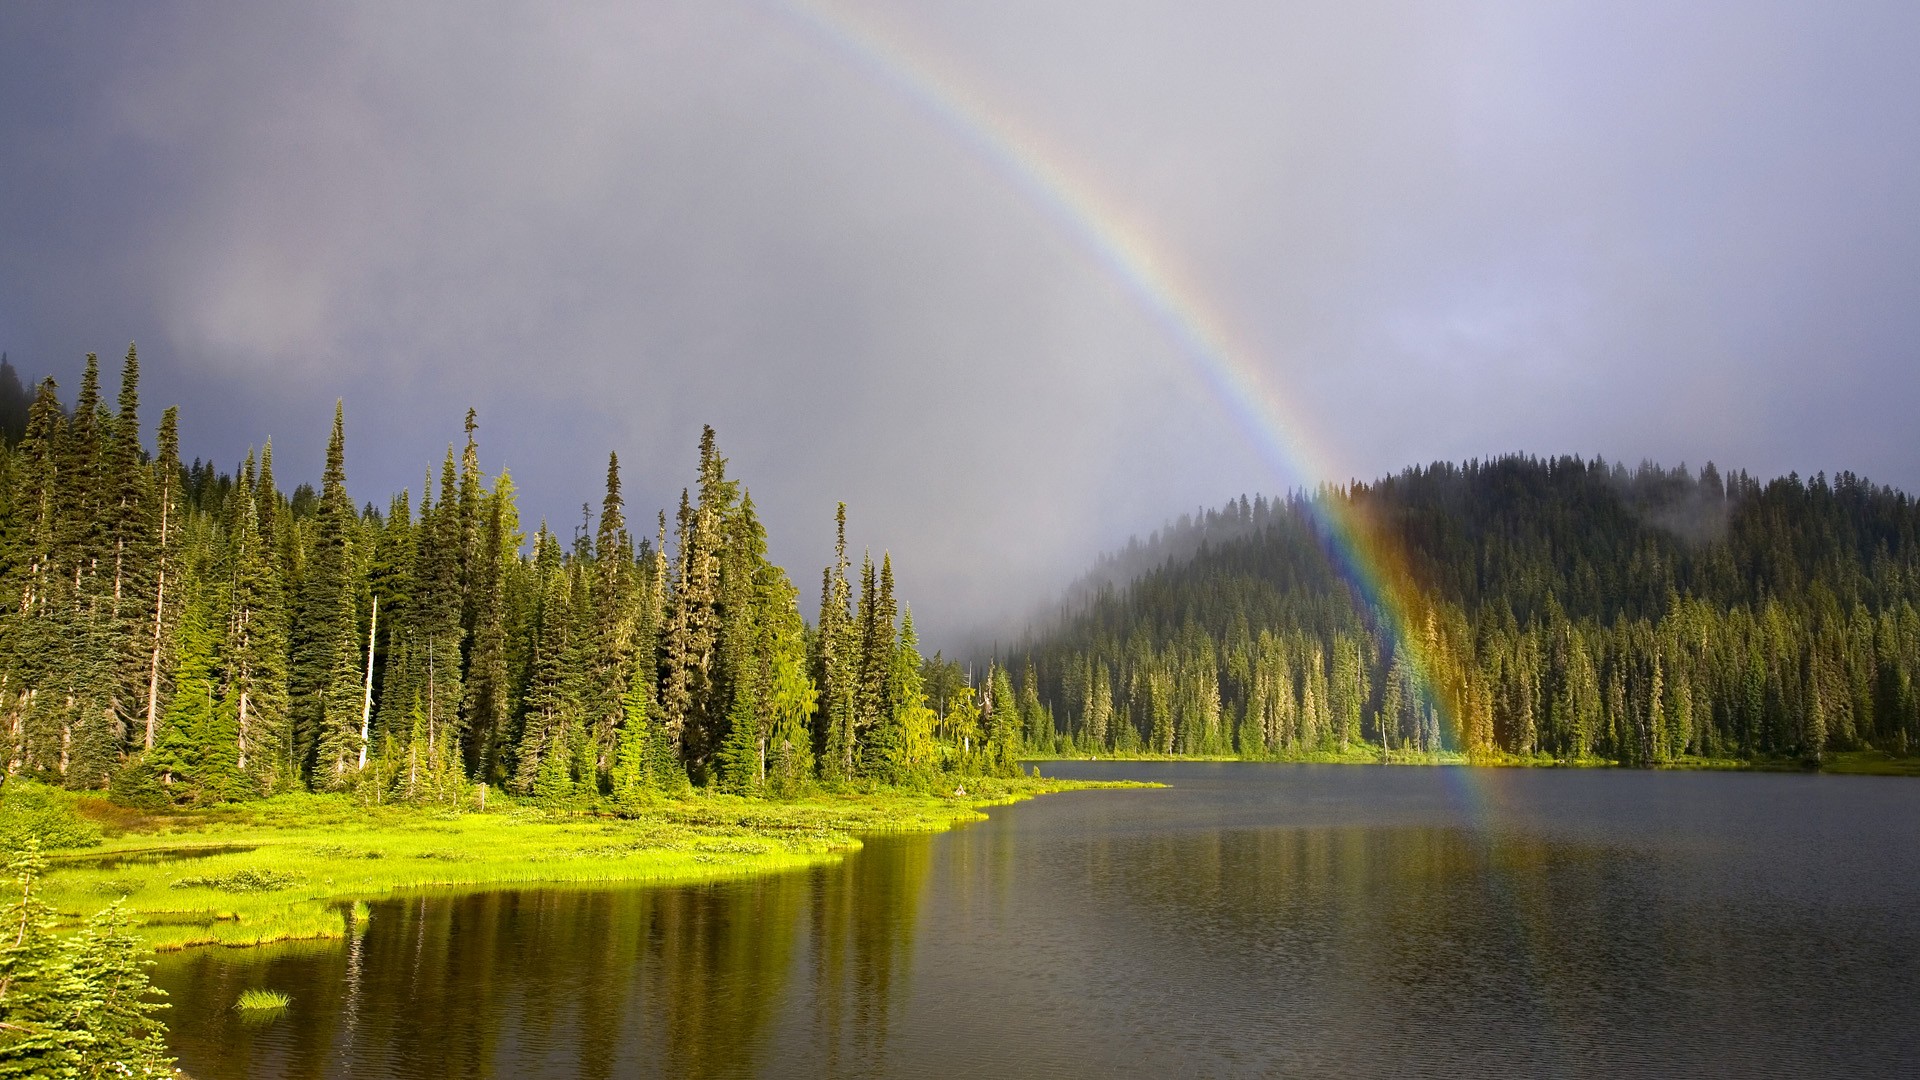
[155, 764, 1920, 1078]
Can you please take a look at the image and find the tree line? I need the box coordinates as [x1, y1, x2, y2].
[993, 455, 1920, 765]
[0, 347, 1027, 807]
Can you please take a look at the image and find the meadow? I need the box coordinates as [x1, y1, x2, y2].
[27, 775, 1137, 952]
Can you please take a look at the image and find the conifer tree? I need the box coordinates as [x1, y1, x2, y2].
[150, 589, 242, 803]
[815, 504, 856, 781]
[140, 407, 181, 752]
[584, 453, 634, 775]
[513, 527, 575, 796]
[852, 552, 889, 776]
[890, 609, 935, 776]
[301, 406, 366, 787]
[461, 473, 516, 784]
[716, 493, 773, 793]
[223, 453, 289, 793]
[986, 663, 1020, 775]
[103, 347, 158, 742]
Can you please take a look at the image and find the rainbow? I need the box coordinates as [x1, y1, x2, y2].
[768, 15, 1589, 1043]
[773, 1, 1453, 743]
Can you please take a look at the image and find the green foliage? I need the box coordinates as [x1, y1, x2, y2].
[609, 681, 661, 810]
[533, 722, 576, 805]
[169, 868, 302, 893]
[0, 840, 175, 1078]
[1009, 457, 1920, 769]
[0, 781, 102, 852]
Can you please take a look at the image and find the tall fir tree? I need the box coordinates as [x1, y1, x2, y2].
[299, 404, 366, 788]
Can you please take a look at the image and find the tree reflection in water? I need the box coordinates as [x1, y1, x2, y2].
[154, 834, 936, 1080]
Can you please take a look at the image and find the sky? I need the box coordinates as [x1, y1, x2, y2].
[2, 1, 1917, 648]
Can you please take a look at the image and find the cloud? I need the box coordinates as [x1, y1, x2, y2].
[1, 0, 1916, 647]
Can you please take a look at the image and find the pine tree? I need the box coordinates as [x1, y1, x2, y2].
[296, 404, 365, 788]
[584, 453, 634, 776]
[513, 527, 574, 796]
[103, 347, 158, 749]
[985, 663, 1020, 775]
[767, 595, 819, 794]
[150, 590, 242, 804]
[223, 454, 289, 793]
[0, 839, 68, 1074]
[461, 473, 516, 784]
[890, 609, 935, 777]
[139, 407, 182, 753]
[816, 504, 856, 782]
[852, 551, 890, 777]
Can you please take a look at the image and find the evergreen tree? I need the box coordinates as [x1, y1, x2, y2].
[462, 472, 516, 784]
[815, 503, 856, 782]
[296, 404, 364, 787]
[223, 454, 290, 793]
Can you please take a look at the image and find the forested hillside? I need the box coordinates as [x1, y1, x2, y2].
[989, 455, 1920, 765]
[0, 347, 1020, 805]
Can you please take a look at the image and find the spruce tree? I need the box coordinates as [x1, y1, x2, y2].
[139, 406, 182, 752]
[223, 453, 289, 793]
[816, 504, 856, 782]
[513, 527, 575, 796]
[585, 453, 634, 775]
[461, 474, 515, 784]
[889, 609, 935, 777]
[300, 404, 365, 788]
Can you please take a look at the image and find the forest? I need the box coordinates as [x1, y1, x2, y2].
[5, 346, 1917, 802]
[984, 454, 1920, 766]
[0, 347, 1028, 809]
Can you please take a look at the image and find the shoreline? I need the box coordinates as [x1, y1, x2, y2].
[42, 777, 1151, 953]
[1023, 747, 1920, 776]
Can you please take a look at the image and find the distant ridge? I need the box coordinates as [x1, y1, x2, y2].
[975, 454, 1920, 767]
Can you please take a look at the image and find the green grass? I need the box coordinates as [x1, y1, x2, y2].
[38, 774, 1145, 951]
[1816, 750, 1920, 776]
[234, 988, 290, 1011]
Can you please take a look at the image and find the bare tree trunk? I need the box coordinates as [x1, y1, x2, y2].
[358, 597, 377, 770]
[144, 489, 172, 750]
[237, 690, 250, 772]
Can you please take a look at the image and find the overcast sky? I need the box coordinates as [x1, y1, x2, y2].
[2, 1, 1917, 647]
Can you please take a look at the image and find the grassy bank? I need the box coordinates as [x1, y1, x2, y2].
[34, 775, 1144, 952]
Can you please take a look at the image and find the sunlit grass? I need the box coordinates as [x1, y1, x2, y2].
[41, 775, 1144, 951]
[234, 988, 290, 1011]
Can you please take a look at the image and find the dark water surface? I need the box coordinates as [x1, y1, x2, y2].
[154, 764, 1920, 1078]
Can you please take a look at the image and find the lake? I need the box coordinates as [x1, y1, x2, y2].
[154, 763, 1920, 1077]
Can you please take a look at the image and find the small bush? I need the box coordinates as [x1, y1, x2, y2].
[107, 756, 174, 811]
[171, 868, 303, 893]
[309, 844, 382, 859]
[0, 779, 104, 850]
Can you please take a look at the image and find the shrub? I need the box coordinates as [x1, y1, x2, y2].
[170, 868, 303, 893]
[0, 779, 104, 851]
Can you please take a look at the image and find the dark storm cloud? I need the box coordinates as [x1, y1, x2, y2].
[2, 1, 1917, 646]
